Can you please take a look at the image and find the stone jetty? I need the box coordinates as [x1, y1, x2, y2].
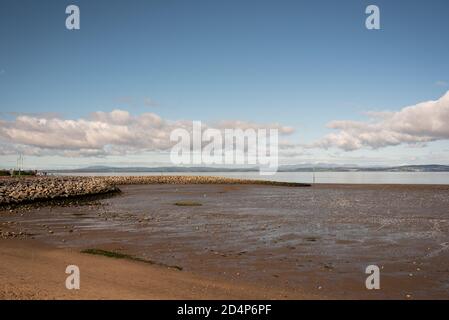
[0, 176, 119, 206]
[0, 175, 310, 206]
[103, 175, 310, 187]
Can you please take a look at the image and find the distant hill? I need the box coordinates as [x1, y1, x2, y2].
[53, 166, 259, 173]
[51, 164, 449, 173]
[279, 164, 449, 172]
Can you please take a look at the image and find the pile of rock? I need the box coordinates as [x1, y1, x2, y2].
[0, 175, 310, 207]
[101, 175, 310, 187]
[0, 177, 119, 206]
[0, 230, 27, 239]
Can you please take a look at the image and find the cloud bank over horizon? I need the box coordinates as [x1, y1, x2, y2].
[312, 90, 449, 151]
[1, 91, 449, 164]
[0, 110, 295, 158]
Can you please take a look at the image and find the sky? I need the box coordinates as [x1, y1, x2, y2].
[1, 0, 449, 169]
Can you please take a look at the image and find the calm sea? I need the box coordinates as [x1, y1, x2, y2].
[59, 171, 449, 185]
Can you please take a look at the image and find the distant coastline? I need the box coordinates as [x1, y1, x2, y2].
[50, 164, 449, 173]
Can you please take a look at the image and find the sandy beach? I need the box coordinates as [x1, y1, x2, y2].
[0, 239, 304, 300]
[1, 181, 449, 299]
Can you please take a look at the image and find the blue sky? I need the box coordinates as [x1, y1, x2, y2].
[1, 0, 449, 169]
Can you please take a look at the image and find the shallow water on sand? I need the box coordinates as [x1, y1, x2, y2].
[3, 184, 449, 299]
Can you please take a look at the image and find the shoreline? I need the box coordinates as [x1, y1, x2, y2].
[3, 174, 449, 209]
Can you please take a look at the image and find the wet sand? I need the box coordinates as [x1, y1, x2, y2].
[0, 239, 301, 299]
[1, 183, 449, 299]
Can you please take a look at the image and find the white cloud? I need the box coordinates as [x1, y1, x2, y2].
[313, 90, 449, 151]
[0, 110, 294, 157]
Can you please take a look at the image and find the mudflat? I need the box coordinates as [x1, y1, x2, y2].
[1, 183, 449, 299]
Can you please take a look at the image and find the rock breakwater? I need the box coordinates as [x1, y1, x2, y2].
[0, 175, 310, 207]
[102, 175, 310, 187]
[0, 177, 119, 206]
